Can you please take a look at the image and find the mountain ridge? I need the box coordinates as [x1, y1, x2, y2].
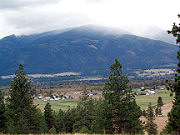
[0, 25, 178, 76]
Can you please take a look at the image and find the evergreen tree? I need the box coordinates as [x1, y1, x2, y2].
[102, 58, 144, 134]
[155, 107, 162, 116]
[89, 98, 105, 134]
[166, 14, 180, 134]
[145, 102, 158, 135]
[64, 108, 78, 133]
[36, 109, 48, 134]
[155, 97, 163, 117]
[55, 109, 65, 133]
[157, 96, 163, 107]
[155, 107, 159, 117]
[44, 102, 55, 131]
[0, 89, 6, 133]
[6, 64, 40, 134]
[73, 89, 96, 133]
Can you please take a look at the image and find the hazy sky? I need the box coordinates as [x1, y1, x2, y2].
[0, 0, 179, 38]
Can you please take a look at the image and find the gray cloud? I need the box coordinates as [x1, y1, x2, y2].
[0, 0, 93, 37]
[0, 0, 179, 39]
[0, 0, 61, 10]
[2, 7, 91, 36]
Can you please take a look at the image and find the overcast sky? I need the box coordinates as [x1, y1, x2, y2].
[0, 0, 179, 38]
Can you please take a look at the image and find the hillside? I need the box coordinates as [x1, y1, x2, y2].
[0, 25, 178, 76]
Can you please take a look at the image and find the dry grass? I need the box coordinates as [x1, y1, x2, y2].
[141, 103, 172, 134]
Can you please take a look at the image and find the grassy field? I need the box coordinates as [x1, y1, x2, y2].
[34, 90, 173, 111]
[34, 99, 80, 111]
[136, 93, 173, 110]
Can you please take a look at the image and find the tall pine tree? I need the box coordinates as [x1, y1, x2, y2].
[157, 96, 163, 107]
[145, 102, 158, 135]
[166, 14, 180, 134]
[102, 58, 143, 134]
[44, 102, 55, 131]
[6, 64, 41, 134]
[55, 109, 65, 133]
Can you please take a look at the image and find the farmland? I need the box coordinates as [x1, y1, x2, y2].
[34, 89, 173, 111]
[34, 99, 80, 111]
[136, 91, 173, 110]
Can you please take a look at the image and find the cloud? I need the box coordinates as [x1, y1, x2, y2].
[0, 1, 91, 36]
[0, 0, 179, 38]
[0, 0, 61, 10]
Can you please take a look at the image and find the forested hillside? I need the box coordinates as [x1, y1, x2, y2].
[0, 25, 178, 76]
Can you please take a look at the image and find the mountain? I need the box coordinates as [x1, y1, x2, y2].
[0, 25, 178, 76]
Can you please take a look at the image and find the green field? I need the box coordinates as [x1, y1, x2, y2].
[34, 90, 173, 111]
[136, 93, 173, 110]
[34, 99, 80, 111]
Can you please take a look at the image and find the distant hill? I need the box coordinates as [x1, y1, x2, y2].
[0, 25, 178, 76]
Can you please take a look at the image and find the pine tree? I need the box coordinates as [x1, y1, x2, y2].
[55, 109, 65, 133]
[89, 99, 105, 134]
[157, 96, 163, 107]
[0, 89, 6, 133]
[166, 14, 180, 134]
[44, 102, 55, 131]
[102, 58, 144, 134]
[64, 108, 77, 133]
[145, 102, 158, 135]
[155, 96, 163, 117]
[6, 64, 40, 134]
[35, 109, 48, 134]
[155, 107, 162, 117]
[155, 107, 159, 117]
[73, 89, 96, 133]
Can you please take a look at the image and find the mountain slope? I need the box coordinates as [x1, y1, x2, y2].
[0, 25, 178, 76]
